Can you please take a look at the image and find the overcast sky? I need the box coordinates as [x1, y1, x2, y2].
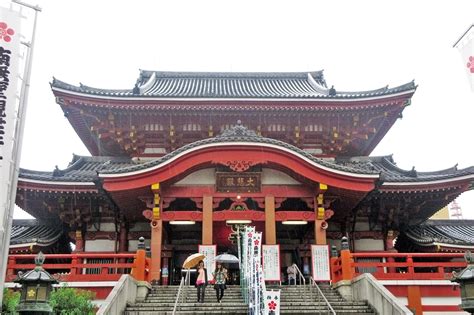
[8, 0, 474, 219]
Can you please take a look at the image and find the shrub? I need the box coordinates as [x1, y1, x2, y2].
[49, 286, 95, 315]
[2, 288, 20, 314]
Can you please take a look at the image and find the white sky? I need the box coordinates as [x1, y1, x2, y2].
[8, 0, 474, 219]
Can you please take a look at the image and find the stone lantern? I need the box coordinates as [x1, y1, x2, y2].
[14, 252, 58, 314]
[452, 251, 474, 314]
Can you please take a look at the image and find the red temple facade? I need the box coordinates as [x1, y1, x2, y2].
[12, 70, 474, 313]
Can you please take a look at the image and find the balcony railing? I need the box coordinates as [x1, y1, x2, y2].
[331, 251, 467, 283]
[6, 253, 136, 282]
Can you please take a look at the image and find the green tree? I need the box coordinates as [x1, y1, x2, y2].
[49, 286, 95, 315]
[2, 288, 20, 314]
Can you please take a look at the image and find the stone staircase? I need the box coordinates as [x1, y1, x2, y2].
[269, 284, 376, 314]
[124, 283, 376, 314]
[124, 285, 247, 314]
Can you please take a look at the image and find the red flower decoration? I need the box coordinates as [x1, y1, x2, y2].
[254, 239, 260, 246]
[0, 22, 15, 42]
[268, 300, 277, 310]
[248, 232, 253, 238]
[467, 56, 474, 73]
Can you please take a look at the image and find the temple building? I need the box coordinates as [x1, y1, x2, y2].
[15, 70, 474, 285]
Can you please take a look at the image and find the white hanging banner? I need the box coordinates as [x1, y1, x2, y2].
[198, 245, 216, 281]
[262, 244, 281, 281]
[264, 290, 281, 315]
[454, 25, 474, 91]
[0, 5, 21, 285]
[311, 245, 331, 281]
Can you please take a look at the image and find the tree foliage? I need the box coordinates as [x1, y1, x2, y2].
[2, 288, 20, 314]
[49, 286, 95, 315]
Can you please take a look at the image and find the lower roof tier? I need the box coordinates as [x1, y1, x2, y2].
[16, 125, 474, 230]
[396, 220, 474, 252]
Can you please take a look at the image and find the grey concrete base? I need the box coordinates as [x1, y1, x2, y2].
[97, 275, 151, 315]
[135, 281, 151, 302]
[333, 280, 353, 300]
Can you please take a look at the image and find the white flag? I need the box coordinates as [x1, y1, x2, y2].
[454, 25, 474, 91]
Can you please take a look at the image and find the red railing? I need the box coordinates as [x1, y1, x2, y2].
[6, 253, 136, 282]
[331, 251, 467, 283]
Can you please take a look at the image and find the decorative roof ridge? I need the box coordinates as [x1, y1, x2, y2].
[422, 219, 474, 226]
[11, 219, 49, 226]
[100, 123, 380, 176]
[139, 69, 324, 79]
[379, 156, 418, 177]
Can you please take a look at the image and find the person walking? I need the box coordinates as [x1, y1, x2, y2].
[195, 260, 208, 303]
[287, 263, 297, 285]
[213, 262, 228, 303]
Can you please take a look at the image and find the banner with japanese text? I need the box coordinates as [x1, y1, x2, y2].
[311, 245, 330, 281]
[198, 245, 216, 281]
[0, 6, 21, 288]
[262, 244, 281, 281]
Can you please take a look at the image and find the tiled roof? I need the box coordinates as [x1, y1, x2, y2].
[10, 220, 65, 247]
[402, 220, 474, 248]
[19, 155, 136, 182]
[51, 70, 416, 99]
[19, 125, 474, 187]
[336, 155, 474, 183]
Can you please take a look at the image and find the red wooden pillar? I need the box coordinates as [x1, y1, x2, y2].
[265, 195, 276, 245]
[150, 219, 163, 283]
[385, 230, 397, 274]
[148, 183, 162, 283]
[314, 184, 328, 245]
[202, 196, 213, 245]
[119, 222, 128, 253]
[74, 230, 84, 252]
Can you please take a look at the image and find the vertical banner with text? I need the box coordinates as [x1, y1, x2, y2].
[262, 244, 281, 282]
[198, 245, 216, 281]
[0, 5, 21, 291]
[311, 245, 330, 281]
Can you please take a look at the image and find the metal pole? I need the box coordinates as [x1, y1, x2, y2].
[0, 1, 41, 306]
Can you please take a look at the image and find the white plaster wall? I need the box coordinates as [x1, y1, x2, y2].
[88, 223, 116, 232]
[129, 222, 150, 232]
[128, 239, 151, 252]
[261, 168, 301, 185]
[85, 239, 115, 252]
[354, 239, 384, 251]
[354, 221, 370, 231]
[174, 168, 215, 185]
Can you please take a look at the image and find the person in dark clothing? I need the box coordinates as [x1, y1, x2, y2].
[213, 262, 228, 303]
[195, 260, 208, 303]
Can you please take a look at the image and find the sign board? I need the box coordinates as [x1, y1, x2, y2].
[262, 244, 281, 281]
[216, 172, 261, 193]
[198, 245, 216, 281]
[311, 245, 330, 281]
[264, 290, 281, 315]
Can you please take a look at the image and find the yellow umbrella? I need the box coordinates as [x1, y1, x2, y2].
[183, 253, 206, 269]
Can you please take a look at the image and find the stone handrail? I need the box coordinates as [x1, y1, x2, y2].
[351, 273, 413, 315]
[96, 274, 150, 315]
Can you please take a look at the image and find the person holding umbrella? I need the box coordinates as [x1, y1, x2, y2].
[195, 260, 208, 303]
[213, 262, 228, 303]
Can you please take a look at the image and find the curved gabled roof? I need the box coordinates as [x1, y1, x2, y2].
[51, 70, 416, 100]
[98, 123, 379, 177]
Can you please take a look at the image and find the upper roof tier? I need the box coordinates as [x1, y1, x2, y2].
[51, 70, 416, 100]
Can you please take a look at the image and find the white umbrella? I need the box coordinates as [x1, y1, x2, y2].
[214, 253, 239, 264]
